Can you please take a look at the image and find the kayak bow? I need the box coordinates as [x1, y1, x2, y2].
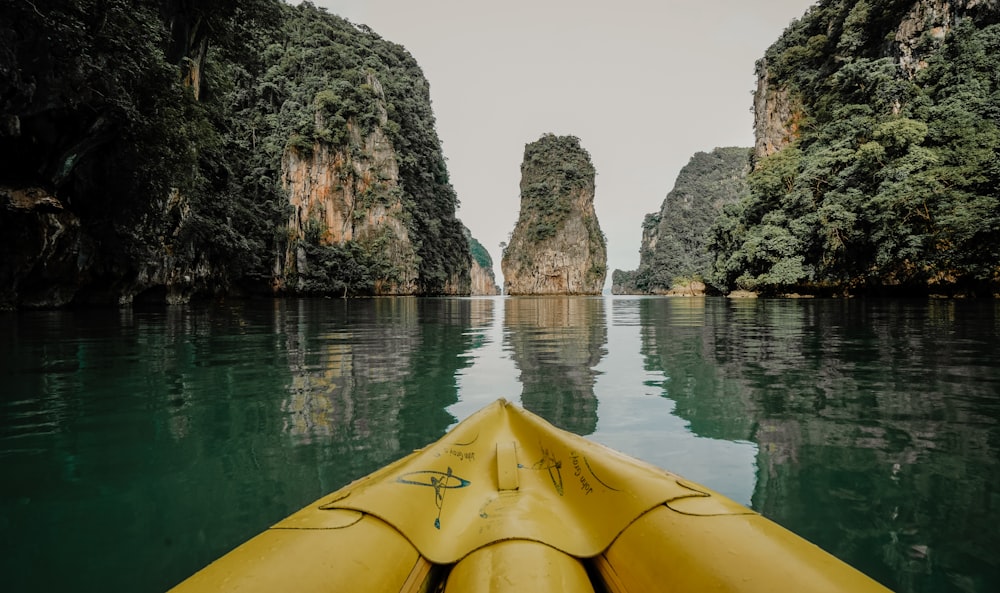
[169, 399, 892, 593]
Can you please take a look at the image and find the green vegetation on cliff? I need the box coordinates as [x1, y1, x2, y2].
[615, 147, 750, 294]
[0, 0, 469, 304]
[247, 2, 469, 294]
[515, 134, 598, 244]
[468, 234, 493, 271]
[710, 1, 1000, 295]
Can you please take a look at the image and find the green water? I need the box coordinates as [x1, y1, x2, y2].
[1, 297, 998, 592]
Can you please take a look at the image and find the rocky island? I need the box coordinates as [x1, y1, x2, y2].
[613, 0, 1000, 298]
[501, 135, 607, 295]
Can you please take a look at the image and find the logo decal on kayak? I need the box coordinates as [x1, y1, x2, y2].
[397, 467, 471, 529]
[521, 443, 564, 496]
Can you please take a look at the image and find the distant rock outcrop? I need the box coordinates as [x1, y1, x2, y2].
[470, 259, 498, 296]
[466, 229, 500, 296]
[501, 135, 607, 295]
[613, 147, 750, 295]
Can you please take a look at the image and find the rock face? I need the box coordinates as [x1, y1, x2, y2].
[501, 135, 607, 295]
[0, 188, 88, 309]
[470, 259, 498, 296]
[753, 61, 803, 160]
[0, 186, 212, 307]
[278, 73, 419, 295]
[894, 0, 998, 76]
[613, 148, 750, 295]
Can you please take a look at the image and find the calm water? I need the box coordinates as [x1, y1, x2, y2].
[1, 296, 999, 592]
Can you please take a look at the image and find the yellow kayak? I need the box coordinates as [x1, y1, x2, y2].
[169, 399, 892, 592]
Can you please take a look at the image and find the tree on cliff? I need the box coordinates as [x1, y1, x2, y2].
[501, 134, 607, 295]
[710, 0, 1000, 296]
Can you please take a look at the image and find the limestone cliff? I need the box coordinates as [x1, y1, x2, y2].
[469, 260, 497, 296]
[613, 148, 750, 295]
[0, 188, 88, 308]
[753, 61, 803, 159]
[501, 135, 607, 295]
[0, 1, 473, 306]
[466, 230, 500, 296]
[0, 185, 217, 307]
[278, 73, 419, 295]
[269, 11, 472, 297]
[893, 0, 999, 77]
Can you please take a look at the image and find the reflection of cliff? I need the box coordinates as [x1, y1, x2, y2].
[280, 299, 415, 461]
[0, 299, 487, 593]
[396, 298, 490, 451]
[638, 298, 756, 439]
[466, 297, 496, 330]
[639, 298, 1000, 593]
[280, 298, 484, 460]
[504, 297, 606, 435]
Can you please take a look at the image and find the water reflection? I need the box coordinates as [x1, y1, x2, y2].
[638, 297, 1000, 593]
[279, 299, 416, 454]
[504, 297, 606, 435]
[639, 298, 760, 441]
[2, 297, 998, 593]
[0, 298, 492, 593]
[593, 297, 758, 504]
[275, 298, 489, 460]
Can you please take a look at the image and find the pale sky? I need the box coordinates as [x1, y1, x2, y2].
[308, 0, 816, 289]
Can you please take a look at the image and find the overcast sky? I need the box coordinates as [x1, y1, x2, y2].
[308, 0, 816, 289]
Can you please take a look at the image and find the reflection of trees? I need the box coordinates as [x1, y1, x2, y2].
[639, 297, 756, 440]
[639, 297, 1000, 593]
[2, 303, 304, 593]
[167, 298, 485, 587]
[504, 297, 606, 435]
